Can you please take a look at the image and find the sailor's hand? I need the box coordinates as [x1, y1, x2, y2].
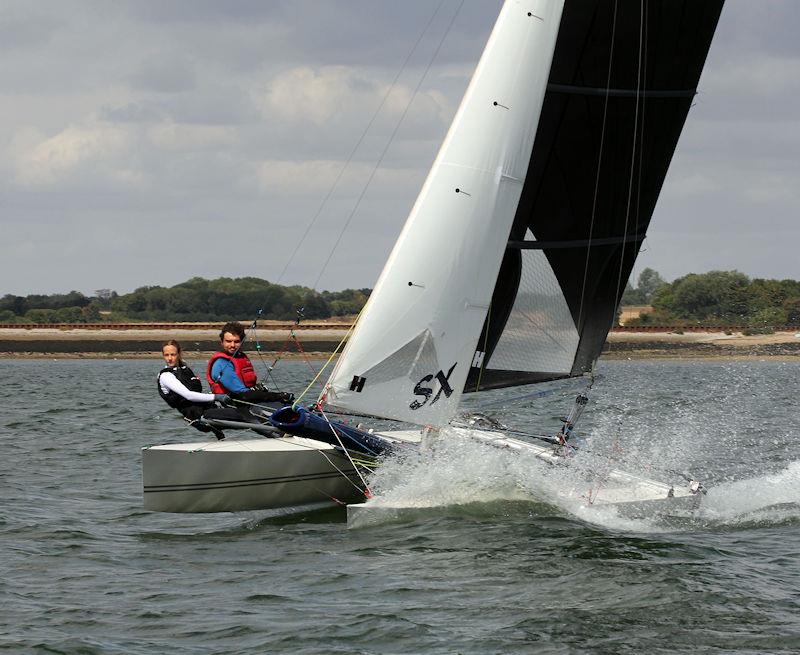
[214, 394, 231, 405]
[279, 392, 295, 405]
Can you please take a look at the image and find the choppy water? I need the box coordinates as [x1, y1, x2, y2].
[2, 358, 800, 653]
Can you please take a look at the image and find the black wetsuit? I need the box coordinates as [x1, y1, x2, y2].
[157, 364, 230, 439]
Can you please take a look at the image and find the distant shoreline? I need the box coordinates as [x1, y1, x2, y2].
[1, 327, 799, 360]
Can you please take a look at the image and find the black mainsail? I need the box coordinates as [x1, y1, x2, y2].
[467, 0, 725, 391]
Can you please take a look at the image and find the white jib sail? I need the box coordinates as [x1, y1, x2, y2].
[325, 0, 565, 426]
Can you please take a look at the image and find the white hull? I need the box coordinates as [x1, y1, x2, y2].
[142, 427, 702, 516]
[142, 436, 366, 513]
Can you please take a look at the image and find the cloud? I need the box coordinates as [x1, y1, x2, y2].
[0, 12, 58, 51]
[2, 0, 799, 296]
[147, 123, 238, 150]
[258, 65, 450, 130]
[13, 123, 132, 186]
[99, 102, 166, 124]
[9, 115, 243, 193]
[128, 55, 198, 94]
[260, 66, 378, 125]
[698, 54, 800, 123]
[254, 158, 422, 198]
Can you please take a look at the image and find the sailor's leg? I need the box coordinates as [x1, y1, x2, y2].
[184, 416, 226, 440]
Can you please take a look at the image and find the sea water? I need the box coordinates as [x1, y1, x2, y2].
[2, 358, 799, 653]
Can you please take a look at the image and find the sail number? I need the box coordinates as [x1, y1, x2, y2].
[410, 363, 457, 410]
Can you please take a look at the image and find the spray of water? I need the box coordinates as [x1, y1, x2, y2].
[349, 362, 800, 531]
[350, 428, 800, 532]
[702, 460, 800, 525]
[349, 429, 667, 531]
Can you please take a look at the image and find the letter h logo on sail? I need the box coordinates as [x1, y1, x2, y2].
[471, 351, 485, 368]
[350, 375, 366, 392]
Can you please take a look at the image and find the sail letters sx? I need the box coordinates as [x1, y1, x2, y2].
[410, 363, 457, 410]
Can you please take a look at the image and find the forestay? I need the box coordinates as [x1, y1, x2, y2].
[325, 0, 566, 426]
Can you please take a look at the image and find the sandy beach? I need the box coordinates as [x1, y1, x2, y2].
[1, 325, 799, 360]
[604, 329, 800, 360]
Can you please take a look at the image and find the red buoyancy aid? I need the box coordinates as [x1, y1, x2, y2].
[206, 352, 258, 394]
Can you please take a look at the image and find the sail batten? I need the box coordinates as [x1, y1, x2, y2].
[508, 234, 646, 250]
[547, 83, 698, 98]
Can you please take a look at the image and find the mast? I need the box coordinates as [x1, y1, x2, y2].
[324, 0, 566, 426]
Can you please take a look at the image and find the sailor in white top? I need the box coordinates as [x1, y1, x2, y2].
[158, 369, 218, 403]
[158, 340, 228, 439]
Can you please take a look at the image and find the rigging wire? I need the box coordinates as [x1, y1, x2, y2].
[584, 2, 647, 503]
[274, 0, 449, 288]
[309, 0, 466, 292]
[292, 302, 366, 407]
[608, 0, 646, 344]
[631, 0, 649, 278]
[316, 406, 374, 497]
[307, 1, 466, 420]
[472, 375, 593, 409]
[246, 311, 289, 391]
[279, 433, 373, 497]
[541, 0, 620, 446]
[217, 397, 377, 495]
[575, 0, 618, 338]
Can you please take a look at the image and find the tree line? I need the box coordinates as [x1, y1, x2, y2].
[3, 270, 799, 327]
[623, 268, 800, 328]
[0, 277, 370, 324]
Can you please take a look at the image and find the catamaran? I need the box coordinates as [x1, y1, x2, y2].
[142, 0, 725, 516]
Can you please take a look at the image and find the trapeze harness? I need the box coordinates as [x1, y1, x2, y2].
[206, 352, 257, 394]
[157, 364, 214, 423]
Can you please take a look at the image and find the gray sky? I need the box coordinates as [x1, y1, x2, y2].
[2, 0, 798, 297]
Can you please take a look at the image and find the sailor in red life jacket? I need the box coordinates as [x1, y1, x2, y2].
[206, 321, 293, 405]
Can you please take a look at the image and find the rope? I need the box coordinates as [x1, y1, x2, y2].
[269, 326, 318, 380]
[244, 307, 320, 401]
[224, 396, 377, 497]
[238, 396, 378, 495]
[246, 313, 288, 391]
[449, 419, 563, 446]
[315, 406, 373, 498]
[283, 430, 373, 497]
[290, 302, 366, 408]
